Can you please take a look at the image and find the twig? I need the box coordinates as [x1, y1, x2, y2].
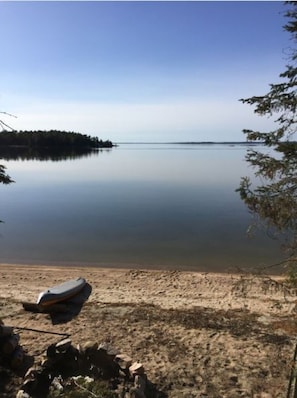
[0, 119, 15, 131]
[73, 379, 99, 397]
[0, 111, 17, 131]
[13, 325, 70, 337]
[0, 111, 17, 118]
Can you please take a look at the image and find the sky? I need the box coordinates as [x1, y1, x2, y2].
[0, 1, 292, 143]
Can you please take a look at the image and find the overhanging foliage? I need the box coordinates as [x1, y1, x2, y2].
[238, 1, 297, 274]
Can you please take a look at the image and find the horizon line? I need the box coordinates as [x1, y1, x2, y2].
[115, 141, 262, 145]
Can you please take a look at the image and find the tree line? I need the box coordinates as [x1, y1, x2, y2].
[0, 130, 114, 149]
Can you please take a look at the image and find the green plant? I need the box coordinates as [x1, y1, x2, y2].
[48, 377, 118, 398]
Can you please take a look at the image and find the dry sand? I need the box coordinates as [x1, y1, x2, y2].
[0, 263, 297, 397]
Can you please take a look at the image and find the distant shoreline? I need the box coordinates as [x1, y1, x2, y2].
[116, 141, 264, 145]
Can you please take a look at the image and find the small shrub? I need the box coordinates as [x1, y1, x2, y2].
[48, 377, 118, 398]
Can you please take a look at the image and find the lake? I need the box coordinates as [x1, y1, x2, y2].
[0, 143, 285, 273]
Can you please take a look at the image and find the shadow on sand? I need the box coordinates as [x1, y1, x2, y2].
[22, 283, 92, 325]
[49, 283, 92, 324]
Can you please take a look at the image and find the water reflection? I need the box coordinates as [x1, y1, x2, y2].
[0, 143, 285, 273]
[0, 146, 111, 161]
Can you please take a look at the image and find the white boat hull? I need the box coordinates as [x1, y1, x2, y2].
[36, 277, 86, 306]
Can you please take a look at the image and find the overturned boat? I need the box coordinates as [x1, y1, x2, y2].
[36, 277, 86, 306]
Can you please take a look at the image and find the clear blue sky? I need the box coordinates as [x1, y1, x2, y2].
[0, 1, 291, 142]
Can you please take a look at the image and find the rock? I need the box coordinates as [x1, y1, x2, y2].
[41, 357, 56, 368]
[88, 347, 120, 378]
[98, 342, 119, 356]
[129, 374, 147, 398]
[10, 337, 162, 398]
[129, 362, 145, 376]
[2, 333, 20, 355]
[72, 375, 94, 383]
[22, 378, 37, 394]
[135, 374, 146, 390]
[56, 338, 72, 353]
[10, 346, 24, 369]
[0, 325, 13, 337]
[51, 376, 64, 392]
[24, 365, 42, 380]
[29, 370, 52, 397]
[51, 346, 79, 374]
[46, 343, 57, 359]
[115, 354, 133, 371]
[78, 340, 98, 355]
[16, 390, 30, 398]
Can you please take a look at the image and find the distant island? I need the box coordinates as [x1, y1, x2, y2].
[0, 130, 115, 161]
[0, 130, 114, 149]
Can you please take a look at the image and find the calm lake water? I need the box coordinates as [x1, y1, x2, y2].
[0, 143, 284, 273]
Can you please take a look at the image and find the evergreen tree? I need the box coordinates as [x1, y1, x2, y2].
[0, 165, 13, 184]
[238, 2, 297, 279]
[0, 112, 14, 184]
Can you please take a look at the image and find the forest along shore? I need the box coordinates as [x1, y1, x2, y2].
[0, 264, 296, 397]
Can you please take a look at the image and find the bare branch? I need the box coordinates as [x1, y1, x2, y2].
[0, 111, 17, 131]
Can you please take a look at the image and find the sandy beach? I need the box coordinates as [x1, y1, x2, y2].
[0, 263, 297, 397]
